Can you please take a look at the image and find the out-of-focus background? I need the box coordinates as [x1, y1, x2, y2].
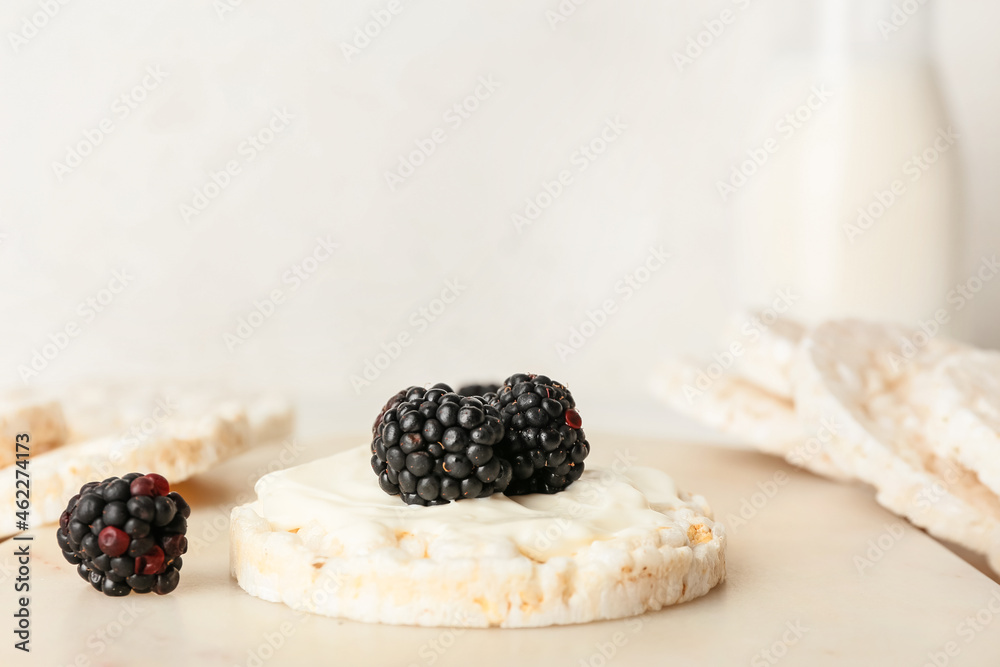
[1, 0, 997, 434]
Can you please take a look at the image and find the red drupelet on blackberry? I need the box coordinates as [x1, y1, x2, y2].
[491, 373, 590, 495]
[370, 384, 512, 505]
[57, 472, 190, 596]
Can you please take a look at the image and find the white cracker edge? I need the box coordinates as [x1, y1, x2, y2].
[651, 358, 851, 480]
[726, 312, 807, 400]
[230, 494, 726, 628]
[52, 382, 294, 444]
[792, 320, 1000, 573]
[0, 403, 250, 539]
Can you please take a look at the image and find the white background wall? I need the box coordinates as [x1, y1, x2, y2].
[1, 0, 997, 433]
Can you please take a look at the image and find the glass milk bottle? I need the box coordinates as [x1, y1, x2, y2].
[732, 0, 961, 331]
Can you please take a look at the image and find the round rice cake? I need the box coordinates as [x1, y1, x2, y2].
[230, 445, 726, 628]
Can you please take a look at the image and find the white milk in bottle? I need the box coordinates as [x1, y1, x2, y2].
[732, 0, 961, 330]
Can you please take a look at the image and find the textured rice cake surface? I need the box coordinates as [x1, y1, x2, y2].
[909, 349, 1000, 498]
[0, 399, 68, 467]
[792, 320, 1000, 571]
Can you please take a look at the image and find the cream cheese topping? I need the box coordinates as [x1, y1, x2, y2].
[255, 445, 687, 560]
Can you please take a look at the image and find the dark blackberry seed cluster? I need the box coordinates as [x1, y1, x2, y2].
[491, 373, 590, 495]
[371, 385, 513, 505]
[57, 473, 189, 596]
[456, 383, 500, 397]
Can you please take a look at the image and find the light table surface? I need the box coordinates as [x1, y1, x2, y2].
[4, 432, 1000, 666]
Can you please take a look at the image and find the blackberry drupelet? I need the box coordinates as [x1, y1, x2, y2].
[370, 385, 513, 505]
[372, 389, 406, 441]
[57, 472, 190, 596]
[456, 383, 500, 397]
[491, 373, 590, 495]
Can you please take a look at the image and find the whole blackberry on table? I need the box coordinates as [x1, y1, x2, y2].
[491, 373, 590, 495]
[456, 383, 500, 397]
[371, 384, 513, 505]
[56, 473, 189, 596]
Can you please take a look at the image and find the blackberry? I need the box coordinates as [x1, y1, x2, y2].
[57, 472, 189, 596]
[456, 383, 500, 397]
[491, 373, 590, 495]
[371, 385, 513, 505]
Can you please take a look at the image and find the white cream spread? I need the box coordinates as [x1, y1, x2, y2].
[255, 445, 687, 560]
